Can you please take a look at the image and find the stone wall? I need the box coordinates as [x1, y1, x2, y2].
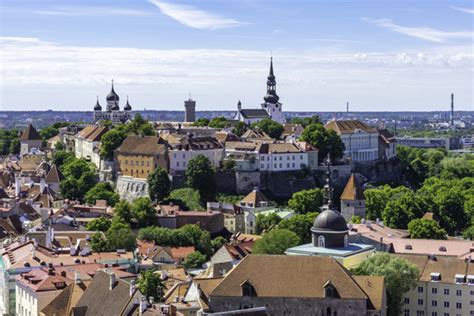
[236, 171, 260, 194]
[116, 175, 149, 202]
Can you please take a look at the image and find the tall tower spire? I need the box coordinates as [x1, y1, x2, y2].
[450, 93, 454, 126]
[263, 57, 279, 103]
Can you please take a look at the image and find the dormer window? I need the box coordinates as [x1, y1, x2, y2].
[439, 246, 447, 252]
[241, 280, 257, 297]
[431, 272, 441, 282]
[467, 275, 474, 284]
[405, 244, 412, 250]
[455, 274, 465, 284]
[324, 281, 339, 298]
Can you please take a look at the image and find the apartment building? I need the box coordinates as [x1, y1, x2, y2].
[399, 254, 474, 316]
[74, 125, 108, 168]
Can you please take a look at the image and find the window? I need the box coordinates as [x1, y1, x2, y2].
[404, 298, 410, 304]
[444, 302, 449, 308]
[418, 299, 423, 305]
[456, 303, 462, 309]
[432, 300, 437, 307]
[431, 313, 437, 316]
[418, 286, 424, 293]
[432, 287, 438, 294]
[444, 289, 449, 295]
[456, 289, 462, 296]
[241, 280, 256, 297]
[318, 236, 325, 248]
[417, 311, 425, 316]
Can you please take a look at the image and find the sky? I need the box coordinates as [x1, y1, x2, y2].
[0, 0, 473, 112]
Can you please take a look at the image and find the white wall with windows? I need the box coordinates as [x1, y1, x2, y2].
[259, 153, 309, 172]
[169, 148, 224, 172]
[340, 130, 379, 162]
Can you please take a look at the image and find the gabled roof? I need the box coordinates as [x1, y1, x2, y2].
[76, 125, 108, 142]
[353, 275, 385, 311]
[325, 120, 377, 135]
[241, 129, 272, 140]
[210, 255, 370, 299]
[378, 128, 396, 144]
[340, 174, 365, 201]
[116, 135, 165, 155]
[256, 142, 303, 154]
[239, 109, 270, 119]
[40, 281, 87, 316]
[19, 124, 42, 141]
[45, 164, 64, 183]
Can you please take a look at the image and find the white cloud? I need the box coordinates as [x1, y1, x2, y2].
[1, 36, 472, 111]
[363, 18, 473, 43]
[33, 6, 151, 16]
[148, 0, 248, 30]
[451, 6, 474, 14]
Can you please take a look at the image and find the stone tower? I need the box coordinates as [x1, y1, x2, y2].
[184, 97, 196, 122]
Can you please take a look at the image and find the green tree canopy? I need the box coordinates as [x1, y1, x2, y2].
[186, 155, 216, 202]
[86, 217, 112, 232]
[253, 229, 300, 255]
[287, 188, 324, 214]
[222, 159, 236, 171]
[136, 270, 165, 302]
[114, 200, 133, 222]
[232, 121, 249, 137]
[192, 118, 210, 127]
[382, 190, 426, 229]
[148, 167, 171, 202]
[211, 236, 227, 252]
[408, 218, 447, 239]
[278, 212, 318, 244]
[352, 253, 419, 316]
[463, 226, 474, 240]
[52, 151, 75, 168]
[131, 197, 157, 228]
[252, 118, 284, 139]
[99, 128, 127, 160]
[300, 123, 345, 162]
[105, 218, 136, 251]
[290, 115, 322, 127]
[209, 117, 229, 128]
[255, 213, 282, 235]
[84, 182, 119, 206]
[183, 251, 207, 269]
[39, 125, 59, 140]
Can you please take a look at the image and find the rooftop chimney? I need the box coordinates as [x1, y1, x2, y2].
[109, 272, 116, 291]
[130, 280, 136, 297]
[75, 271, 81, 284]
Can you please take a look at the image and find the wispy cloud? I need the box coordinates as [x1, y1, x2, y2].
[148, 0, 248, 30]
[363, 18, 473, 43]
[451, 6, 474, 14]
[34, 6, 151, 17]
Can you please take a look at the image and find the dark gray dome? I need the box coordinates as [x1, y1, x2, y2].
[94, 100, 102, 111]
[313, 209, 348, 232]
[111, 101, 120, 111]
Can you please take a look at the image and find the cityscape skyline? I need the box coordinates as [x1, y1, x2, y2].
[1, 0, 473, 112]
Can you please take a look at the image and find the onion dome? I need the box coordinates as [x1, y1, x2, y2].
[94, 96, 102, 111]
[124, 96, 132, 111]
[237, 100, 242, 110]
[106, 80, 120, 102]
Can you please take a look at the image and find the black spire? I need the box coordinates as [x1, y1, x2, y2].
[323, 154, 334, 209]
[94, 95, 102, 111]
[124, 96, 132, 111]
[263, 57, 279, 104]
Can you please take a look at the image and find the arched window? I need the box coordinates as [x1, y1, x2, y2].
[326, 307, 332, 316]
[344, 235, 349, 248]
[318, 236, 325, 248]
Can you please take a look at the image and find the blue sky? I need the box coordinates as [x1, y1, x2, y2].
[1, 0, 473, 111]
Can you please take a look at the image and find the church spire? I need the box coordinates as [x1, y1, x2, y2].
[263, 57, 279, 103]
[323, 154, 334, 209]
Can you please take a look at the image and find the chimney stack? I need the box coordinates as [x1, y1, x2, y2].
[75, 271, 81, 284]
[109, 272, 116, 291]
[15, 176, 20, 197]
[130, 280, 136, 297]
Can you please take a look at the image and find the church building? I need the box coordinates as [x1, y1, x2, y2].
[234, 58, 285, 124]
[93, 80, 132, 123]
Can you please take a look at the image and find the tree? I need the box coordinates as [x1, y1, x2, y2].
[221, 159, 236, 171]
[211, 236, 226, 252]
[77, 171, 98, 199]
[232, 121, 248, 137]
[183, 251, 207, 269]
[291, 115, 322, 127]
[54, 141, 65, 151]
[253, 229, 300, 255]
[40, 125, 59, 140]
[180, 224, 213, 257]
[136, 270, 165, 302]
[106, 218, 136, 251]
[287, 189, 324, 214]
[350, 215, 362, 224]
[352, 253, 419, 316]
[382, 190, 426, 229]
[463, 226, 474, 240]
[300, 123, 345, 162]
[148, 167, 171, 202]
[128, 113, 155, 136]
[216, 193, 244, 204]
[408, 218, 447, 239]
[9, 139, 20, 155]
[60, 178, 80, 200]
[253, 118, 284, 139]
[131, 197, 156, 227]
[114, 200, 133, 222]
[166, 188, 203, 210]
[86, 217, 112, 232]
[278, 212, 318, 244]
[90, 233, 109, 252]
[208, 117, 229, 128]
[255, 213, 282, 234]
[186, 155, 216, 202]
[192, 118, 210, 127]
[53, 151, 75, 168]
[99, 129, 127, 160]
[61, 158, 96, 180]
[84, 182, 119, 206]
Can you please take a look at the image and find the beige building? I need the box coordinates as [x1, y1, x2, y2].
[115, 135, 168, 178]
[399, 254, 474, 316]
